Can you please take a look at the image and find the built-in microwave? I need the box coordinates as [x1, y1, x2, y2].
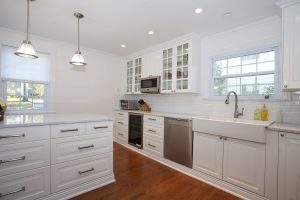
[140, 76, 160, 93]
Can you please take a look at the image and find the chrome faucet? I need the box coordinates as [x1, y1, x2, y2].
[225, 91, 244, 118]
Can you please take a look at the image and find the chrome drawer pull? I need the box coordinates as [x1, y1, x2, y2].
[148, 129, 156, 133]
[118, 113, 124, 115]
[93, 126, 108, 129]
[78, 145, 94, 150]
[117, 122, 124, 125]
[118, 132, 124, 136]
[0, 133, 25, 139]
[78, 167, 95, 175]
[0, 186, 25, 198]
[148, 143, 156, 148]
[60, 128, 79, 133]
[0, 156, 25, 165]
[148, 118, 156, 121]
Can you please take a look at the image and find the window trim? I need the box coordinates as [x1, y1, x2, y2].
[210, 45, 281, 100]
[0, 42, 55, 114]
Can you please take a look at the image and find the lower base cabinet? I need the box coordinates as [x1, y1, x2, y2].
[278, 132, 300, 200]
[223, 138, 265, 195]
[193, 132, 223, 179]
[193, 132, 266, 196]
[0, 167, 50, 200]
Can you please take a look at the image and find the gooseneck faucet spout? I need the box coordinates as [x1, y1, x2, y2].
[225, 91, 244, 118]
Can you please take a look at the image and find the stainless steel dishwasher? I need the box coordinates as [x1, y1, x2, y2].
[164, 117, 193, 168]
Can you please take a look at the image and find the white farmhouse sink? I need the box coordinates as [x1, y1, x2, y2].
[192, 116, 274, 143]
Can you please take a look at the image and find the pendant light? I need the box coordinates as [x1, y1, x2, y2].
[70, 12, 86, 66]
[15, 0, 38, 59]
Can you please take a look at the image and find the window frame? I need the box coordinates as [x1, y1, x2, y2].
[0, 43, 55, 114]
[210, 45, 281, 100]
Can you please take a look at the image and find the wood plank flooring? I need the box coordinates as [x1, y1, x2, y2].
[71, 142, 241, 200]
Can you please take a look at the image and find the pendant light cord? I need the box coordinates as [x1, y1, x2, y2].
[26, 0, 30, 41]
[77, 17, 80, 52]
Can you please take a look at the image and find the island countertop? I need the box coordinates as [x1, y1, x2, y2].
[0, 113, 114, 129]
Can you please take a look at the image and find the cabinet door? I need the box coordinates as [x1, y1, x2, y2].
[223, 138, 265, 195]
[193, 132, 223, 179]
[134, 57, 142, 93]
[161, 48, 174, 93]
[126, 60, 134, 94]
[278, 132, 300, 200]
[175, 42, 190, 92]
[282, 3, 300, 90]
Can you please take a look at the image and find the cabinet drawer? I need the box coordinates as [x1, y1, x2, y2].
[0, 140, 50, 177]
[114, 119, 128, 130]
[115, 127, 128, 143]
[51, 153, 113, 193]
[114, 111, 128, 121]
[0, 166, 50, 200]
[86, 121, 113, 135]
[144, 136, 163, 157]
[144, 124, 163, 139]
[0, 126, 50, 145]
[51, 123, 85, 138]
[144, 115, 164, 126]
[51, 134, 112, 164]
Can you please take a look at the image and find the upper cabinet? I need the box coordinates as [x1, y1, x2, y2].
[124, 33, 201, 95]
[126, 57, 142, 94]
[277, 0, 300, 91]
[161, 37, 201, 93]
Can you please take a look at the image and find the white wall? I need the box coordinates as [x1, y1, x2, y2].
[0, 28, 122, 117]
[120, 17, 300, 124]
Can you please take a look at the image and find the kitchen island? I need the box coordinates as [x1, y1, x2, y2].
[0, 113, 115, 200]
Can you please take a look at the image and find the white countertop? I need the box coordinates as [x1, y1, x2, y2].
[267, 123, 300, 134]
[115, 109, 196, 119]
[0, 113, 114, 129]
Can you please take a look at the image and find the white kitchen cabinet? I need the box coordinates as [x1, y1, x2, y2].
[126, 57, 143, 94]
[143, 115, 164, 157]
[142, 50, 161, 78]
[193, 132, 223, 179]
[223, 138, 265, 195]
[278, 1, 300, 91]
[161, 35, 201, 93]
[278, 132, 300, 200]
[193, 132, 266, 196]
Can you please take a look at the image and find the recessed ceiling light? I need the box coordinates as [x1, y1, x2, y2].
[195, 8, 203, 14]
[148, 31, 154, 35]
[121, 44, 126, 48]
[224, 12, 232, 17]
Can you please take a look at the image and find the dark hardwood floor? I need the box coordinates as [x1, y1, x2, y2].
[71, 142, 241, 200]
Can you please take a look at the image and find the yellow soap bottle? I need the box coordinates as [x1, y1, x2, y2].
[261, 104, 268, 121]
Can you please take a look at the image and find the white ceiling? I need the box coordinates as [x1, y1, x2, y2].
[0, 0, 281, 56]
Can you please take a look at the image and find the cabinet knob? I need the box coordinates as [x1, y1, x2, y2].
[219, 136, 223, 140]
[224, 137, 227, 140]
[280, 133, 284, 137]
[284, 85, 288, 88]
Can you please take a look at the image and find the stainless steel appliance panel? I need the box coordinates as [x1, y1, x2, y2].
[140, 76, 160, 93]
[164, 117, 193, 168]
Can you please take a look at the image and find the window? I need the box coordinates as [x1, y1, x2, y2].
[212, 47, 279, 98]
[1, 45, 51, 111]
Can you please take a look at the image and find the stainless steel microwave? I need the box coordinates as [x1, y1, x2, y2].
[140, 76, 160, 93]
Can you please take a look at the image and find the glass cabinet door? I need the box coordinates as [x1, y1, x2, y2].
[126, 61, 133, 93]
[176, 43, 189, 91]
[134, 58, 142, 93]
[162, 48, 173, 92]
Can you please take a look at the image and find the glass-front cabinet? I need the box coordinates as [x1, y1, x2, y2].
[161, 41, 197, 93]
[126, 57, 142, 94]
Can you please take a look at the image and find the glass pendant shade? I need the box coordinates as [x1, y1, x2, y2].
[14, 40, 38, 58]
[69, 51, 86, 66]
